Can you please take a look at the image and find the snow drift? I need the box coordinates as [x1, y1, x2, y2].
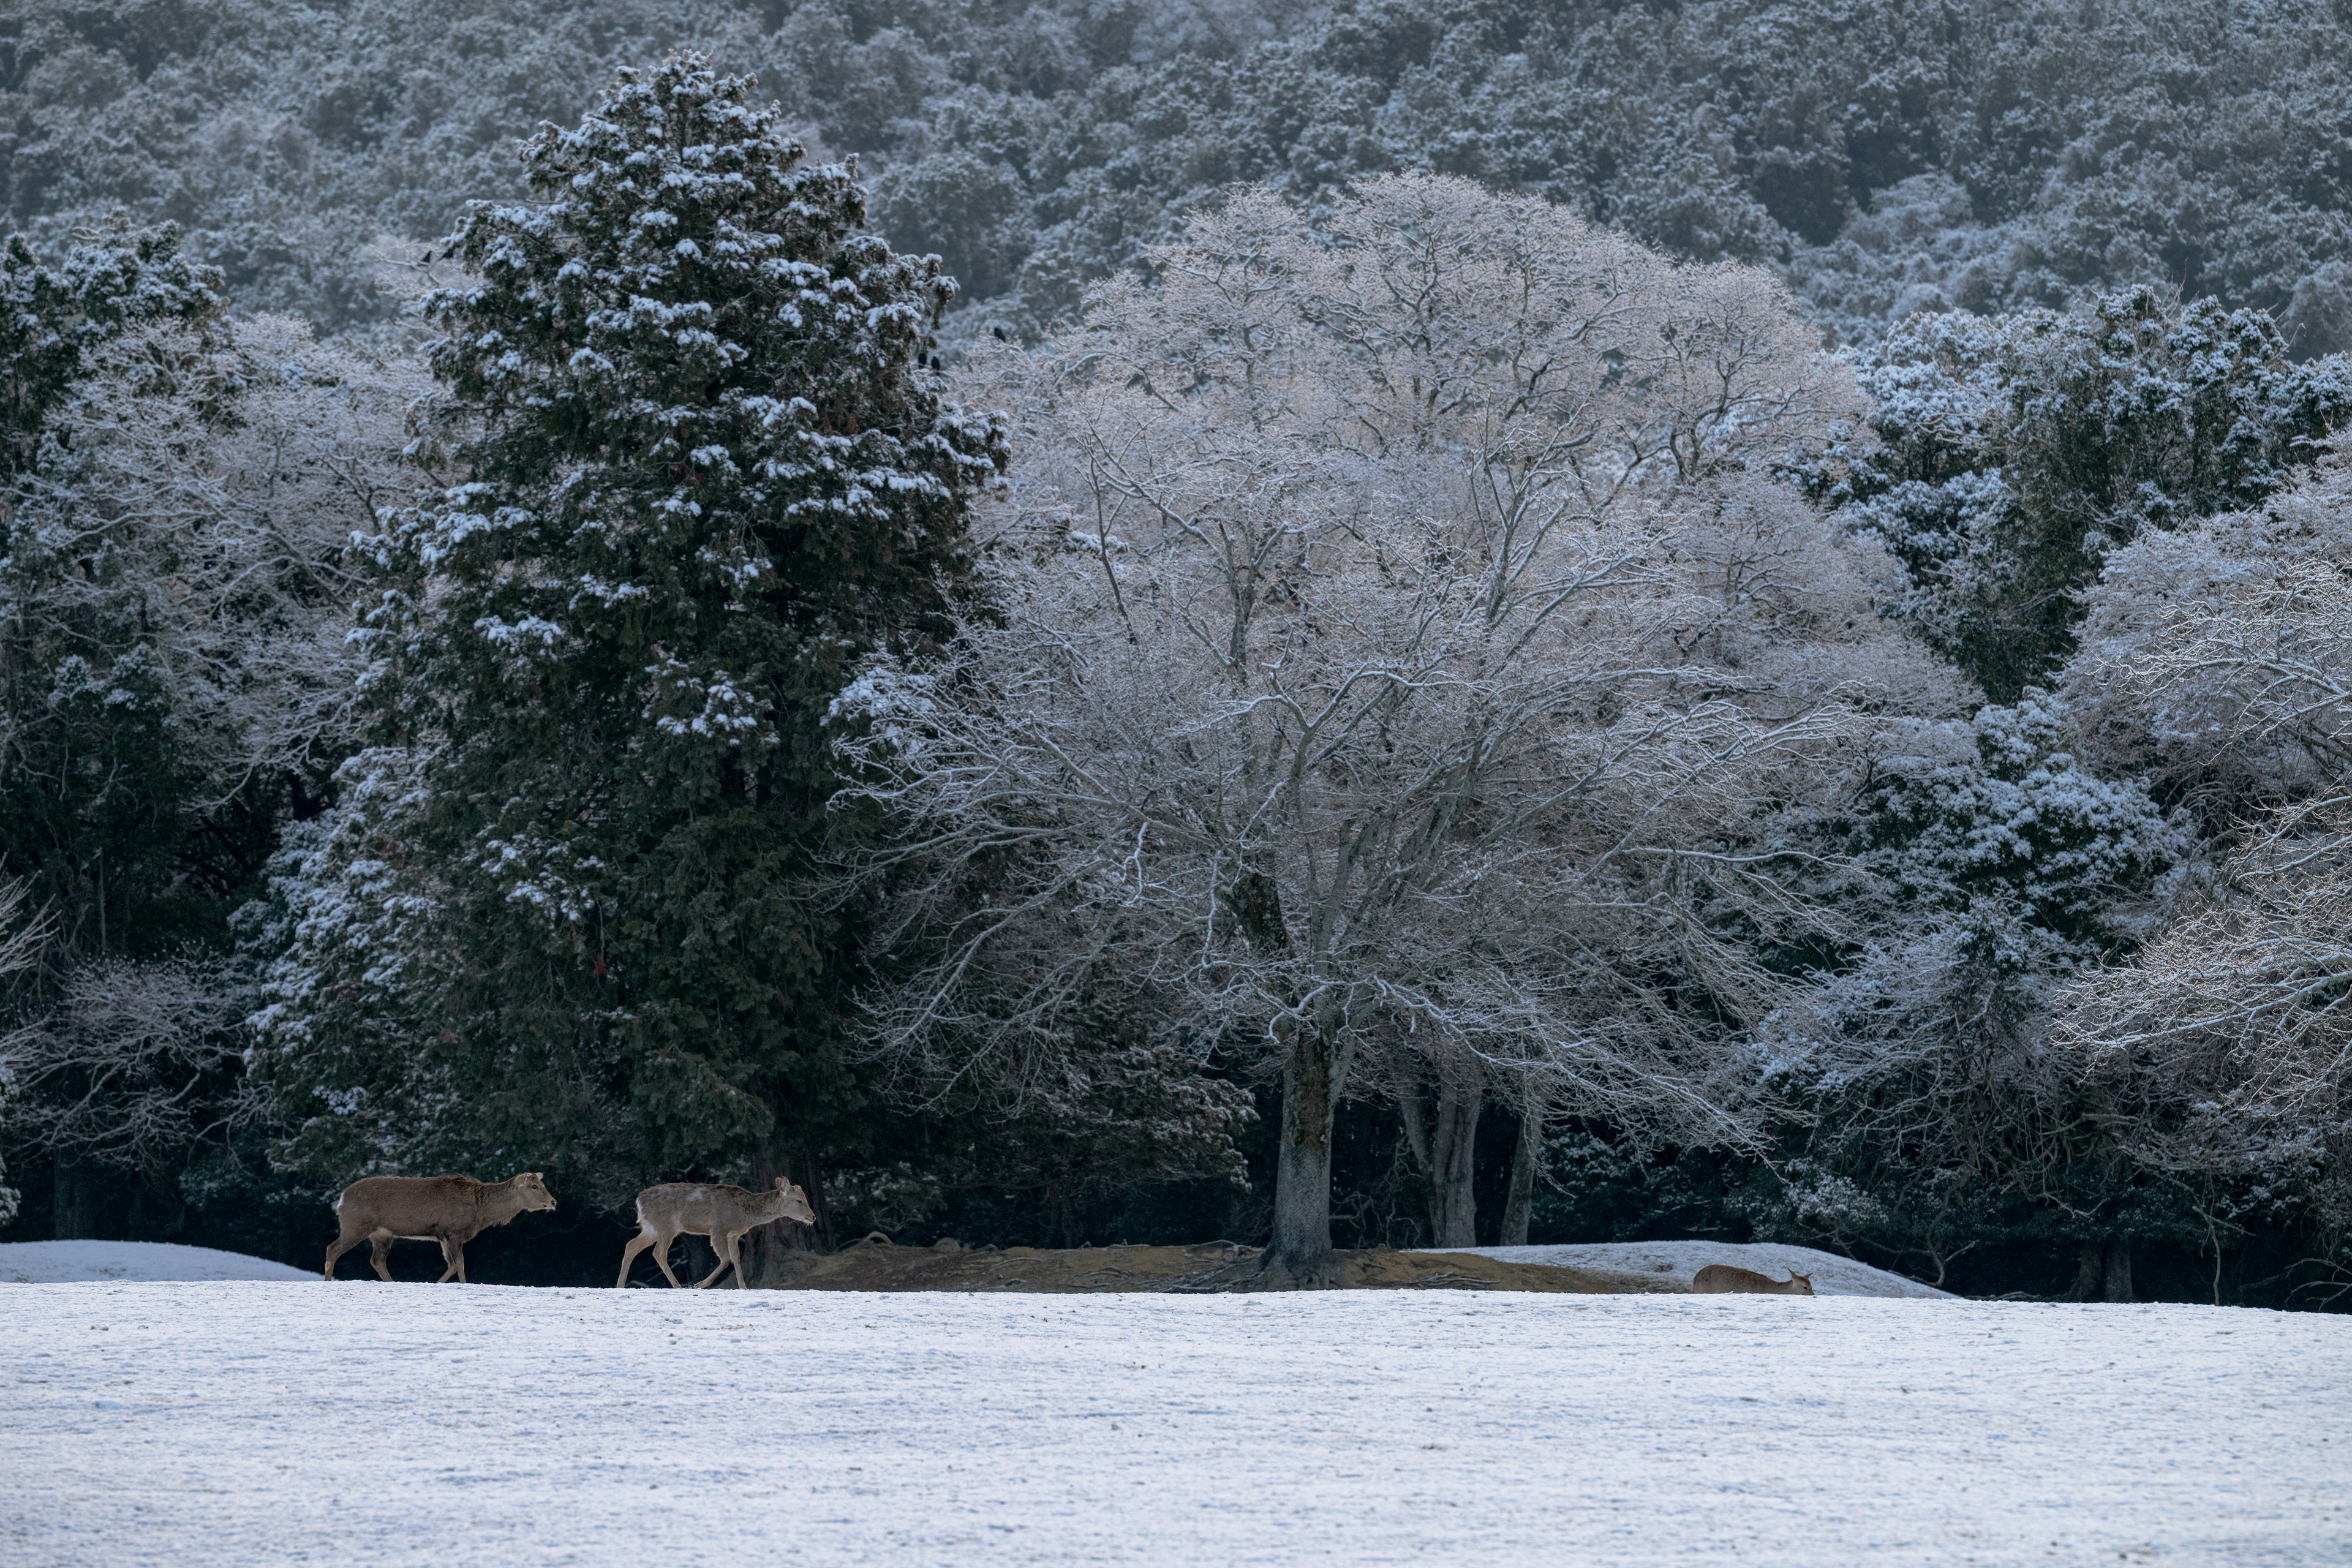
[0, 1240, 311, 1284]
[1437, 1241, 1954, 1297]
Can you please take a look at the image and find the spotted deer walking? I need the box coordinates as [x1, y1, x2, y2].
[324, 1173, 557, 1283]
[616, 1177, 816, 1289]
[1692, 1263, 1815, 1295]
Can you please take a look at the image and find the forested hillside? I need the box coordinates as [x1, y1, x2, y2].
[4, 7, 2352, 1306]
[9, 0, 2352, 351]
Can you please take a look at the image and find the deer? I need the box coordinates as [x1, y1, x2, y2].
[323, 1172, 557, 1283]
[1692, 1262, 1815, 1295]
[616, 1177, 816, 1289]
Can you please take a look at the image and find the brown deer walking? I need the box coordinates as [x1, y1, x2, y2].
[617, 1178, 816, 1289]
[1692, 1263, 1815, 1295]
[323, 1173, 557, 1283]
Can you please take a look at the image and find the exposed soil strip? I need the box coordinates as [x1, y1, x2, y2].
[760, 1237, 1690, 1294]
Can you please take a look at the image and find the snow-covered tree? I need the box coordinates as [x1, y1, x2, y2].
[1765, 692, 2185, 1293]
[1, 219, 221, 483]
[252, 56, 1005, 1204]
[2052, 461, 2352, 1264]
[5, 314, 424, 840]
[0, 954, 257, 1176]
[2068, 459, 2352, 818]
[1817, 289, 2352, 703]
[0, 224, 418, 1234]
[0, 878, 54, 1227]
[834, 175, 1958, 1280]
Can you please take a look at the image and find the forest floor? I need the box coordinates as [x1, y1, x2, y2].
[758, 1237, 1688, 1295]
[6, 1282, 2345, 1565]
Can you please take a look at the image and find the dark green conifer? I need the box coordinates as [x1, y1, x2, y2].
[261, 56, 1005, 1197]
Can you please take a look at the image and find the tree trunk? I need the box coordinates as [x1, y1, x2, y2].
[1499, 1098, 1544, 1247]
[796, 1148, 835, 1253]
[1428, 1077, 1482, 1250]
[52, 1155, 103, 1239]
[740, 1137, 791, 1287]
[2065, 1238, 2134, 1302]
[1262, 1024, 1349, 1286]
[739, 1138, 834, 1286]
[2066, 1242, 2100, 1301]
[2102, 1238, 2133, 1303]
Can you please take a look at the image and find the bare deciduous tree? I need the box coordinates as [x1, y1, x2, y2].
[2068, 460, 2352, 812]
[1, 314, 427, 1224]
[5, 314, 432, 807]
[2057, 473, 2352, 1240]
[0, 878, 55, 1226]
[2057, 802, 2352, 1241]
[0, 954, 258, 1174]
[832, 176, 1955, 1280]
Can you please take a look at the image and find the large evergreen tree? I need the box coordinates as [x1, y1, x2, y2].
[256, 56, 1005, 1203]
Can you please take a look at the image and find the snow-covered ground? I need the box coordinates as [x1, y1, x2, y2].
[0, 1240, 312, 1284]
[1442, 1241, 1954, 1297]
[5, 1284, 2344, 1566]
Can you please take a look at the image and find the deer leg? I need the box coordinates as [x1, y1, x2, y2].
[691, 1234, 735, 1290]
[652, 1230, 686, 1289]
[617, 1230, 655, 1289]
[323, 1228, 361, 1281]
[728, 1231, 752, 1290]
[369, 1233, 397, 1283]
[436, 1235, 464, 1284]
[710, 1230, 750, 1290]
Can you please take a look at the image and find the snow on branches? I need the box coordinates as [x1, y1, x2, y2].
[1822, 289, 2352, 701]
[2052, 461, 2352, 1234]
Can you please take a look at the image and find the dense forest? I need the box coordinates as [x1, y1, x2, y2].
[4, 2, 2352, 1303]
[13, 0, 2352, 353]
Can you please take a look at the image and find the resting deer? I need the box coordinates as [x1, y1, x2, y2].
[324, 1173, 557, 1283]
[1692, 1263, 1815, 1295]
[617, 1177, 816, 1289]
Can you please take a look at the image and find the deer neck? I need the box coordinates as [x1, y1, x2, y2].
[481, 1178, 532, 1221]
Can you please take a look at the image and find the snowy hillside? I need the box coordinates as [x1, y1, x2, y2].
[0, 1241, 311, 1284]
[4, 1284, 2342, 1566]
[1437, 1242, 1954, 1298]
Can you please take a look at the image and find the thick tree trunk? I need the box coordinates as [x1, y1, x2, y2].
[1499, 1099, 1543, 1248]
[2102, 1238, 2133, 1303]
[1427, 1078, 1482, 1250]
[1262, 1025, 1348, 1286]
[2066, 1242, 2101, 1301]
[2065, 1238, 2135, 1303]
[739, 1139, 834, 1286]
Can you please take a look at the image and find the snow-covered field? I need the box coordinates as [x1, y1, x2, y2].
[5, 1284, 2345, 1566]
[0, 1240, 312, 1284]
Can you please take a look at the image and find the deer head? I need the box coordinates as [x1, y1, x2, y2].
[509, 1172, 557, 1212]
[761, 1177, 816, 1226]
[1788, 1270, 1814, 1295]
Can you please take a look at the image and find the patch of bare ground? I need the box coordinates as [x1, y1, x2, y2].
[760, 1237, 1689, 1294]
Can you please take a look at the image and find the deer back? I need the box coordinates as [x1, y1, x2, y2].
[336, 1175, 489, 1235]
[1692, 1263, 1815, 1295]
[635, 1178, 813, 1236]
